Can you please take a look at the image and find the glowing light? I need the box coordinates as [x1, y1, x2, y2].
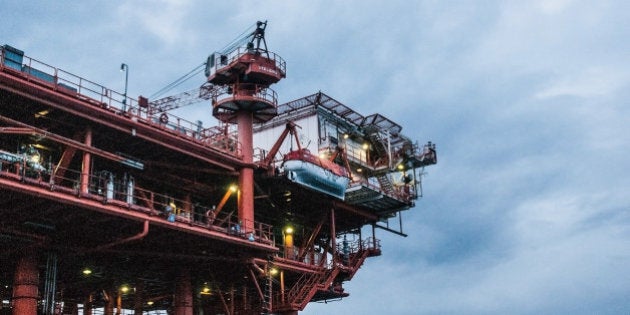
[362, 143, 369, 150]
[200, 285, 211, 295]
[343, 134, 349, 139]
[397, 164, 405, 170]
[35, 110, 49, 118]
[82, 268, 92, 275]
[147, 301, 154, 306]
[285, 226, 294, 235]
[357, 168, 362, 173]
[229, 185, 238, 192]
[269, 268, 279, 276]
[29, 152, 41, 164]
[120, 285, 130, 293]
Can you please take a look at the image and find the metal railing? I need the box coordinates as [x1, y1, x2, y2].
[0, 46, 241, 158]
[207, 46, 286, 79]
[0, 156, 275, 244]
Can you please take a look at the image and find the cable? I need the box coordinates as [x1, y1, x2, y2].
[219, 22, 257, 54]
[149, 22, 259, 100]
[149, 63, 206, 100]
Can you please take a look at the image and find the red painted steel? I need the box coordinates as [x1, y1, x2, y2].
[0, 24, 436, 313]
[237, 111, 255, 233]
[12, 253, 39, 315]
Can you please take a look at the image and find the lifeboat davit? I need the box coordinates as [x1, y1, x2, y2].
[282, 149, 350, 200]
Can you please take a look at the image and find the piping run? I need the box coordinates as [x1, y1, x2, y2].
[93, 220, 149, 251]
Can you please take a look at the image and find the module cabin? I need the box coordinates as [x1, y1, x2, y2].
[253, 92, 437, 217]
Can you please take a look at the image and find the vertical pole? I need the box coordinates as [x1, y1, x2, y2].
[183, 193, 192, 220]
[80, 126, 92, 194]
[386, 130, 391, 169]
[372, 224, 376, 249]
[230, 287, 235, 315]
[243, 285, 247, 311]
[84, 294, 93, 315]
[359, 228, 363, 251]
[237, 111, 255, 234]
[267, 275, 273, 312]
[284, 232, 294, 259]
[115, 291, 121, 315]
[174, 269, 193, 315]
[134, 280, 144, 315]
[12, 252, 39, 315]
[330, 207, 336, 261]
[280, 271, 285, 303]
[43, 253, 58, 315]
[399, 210, 404, 235]
[104, 290, 114, 315]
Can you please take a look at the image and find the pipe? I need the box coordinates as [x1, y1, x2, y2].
[93, 220, 149, 251]
[80, 127, 92, 194]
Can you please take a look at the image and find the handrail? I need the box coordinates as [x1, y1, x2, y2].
[0, 158, 275, 244]
[207, 46, 286, 79]
[0, 46, 241, 158]
[213, 83, 278, 108]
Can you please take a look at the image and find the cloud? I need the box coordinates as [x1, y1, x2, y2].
[2, 1, 630, 314]
[116, 0, 195, 45]
[535, 66, 628, 99]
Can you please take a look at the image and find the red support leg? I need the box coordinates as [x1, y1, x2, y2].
[237, 111, 255, 233]
[12, 252, 39, 315]
[174, 269, 193, 315]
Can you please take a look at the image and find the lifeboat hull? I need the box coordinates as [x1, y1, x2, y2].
[283, 159, 350, 200]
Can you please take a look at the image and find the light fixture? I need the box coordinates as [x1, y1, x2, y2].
[146, 301, 154, 306]
[343, 133, 349, 139]
[269, 268, 279, 276]
[82, 268, 92, 276]
[35, 109, 50, 118]
[357, 168, 362, 173]
[201, 286, 211, 295]
[397, 164, 405, 170]
[120, 285, 130, 293]
[285, 226, 294, 235]
[229, 185, 238, 192]
[120, 63, 129, 110]
[29, 153, 41, 164]
[362, 143, 369, 150]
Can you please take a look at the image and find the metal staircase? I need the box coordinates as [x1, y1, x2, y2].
[277, 238, 381, 312]
[366, 131, 390, 168]
[376, 174, 396, 196]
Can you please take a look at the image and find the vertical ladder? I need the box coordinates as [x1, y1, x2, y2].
[262, 274, 272, 313]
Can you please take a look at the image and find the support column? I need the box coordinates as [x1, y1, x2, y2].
[104, 289, 114, 315]
[174, 269, 193, 315]
[80, 126, 92, 194]
[280, 271, 285, 304]
[12, 252, 39, 315]
[237, 111, 255, 234]
[284, 230, 294, 260]
[134, 280, 145, 314]
[330, 208, 337, 261]
[83, 294, 93, 315]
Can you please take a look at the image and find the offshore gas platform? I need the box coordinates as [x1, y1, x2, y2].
[0, 22, 436, 315]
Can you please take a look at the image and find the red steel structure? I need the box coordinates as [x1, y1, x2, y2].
[0, 22, 436, 315]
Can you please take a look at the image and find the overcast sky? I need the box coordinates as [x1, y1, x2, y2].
[2, 1, 629, 314]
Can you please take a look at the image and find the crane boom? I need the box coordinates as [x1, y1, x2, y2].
[148, 83, 218, 115]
